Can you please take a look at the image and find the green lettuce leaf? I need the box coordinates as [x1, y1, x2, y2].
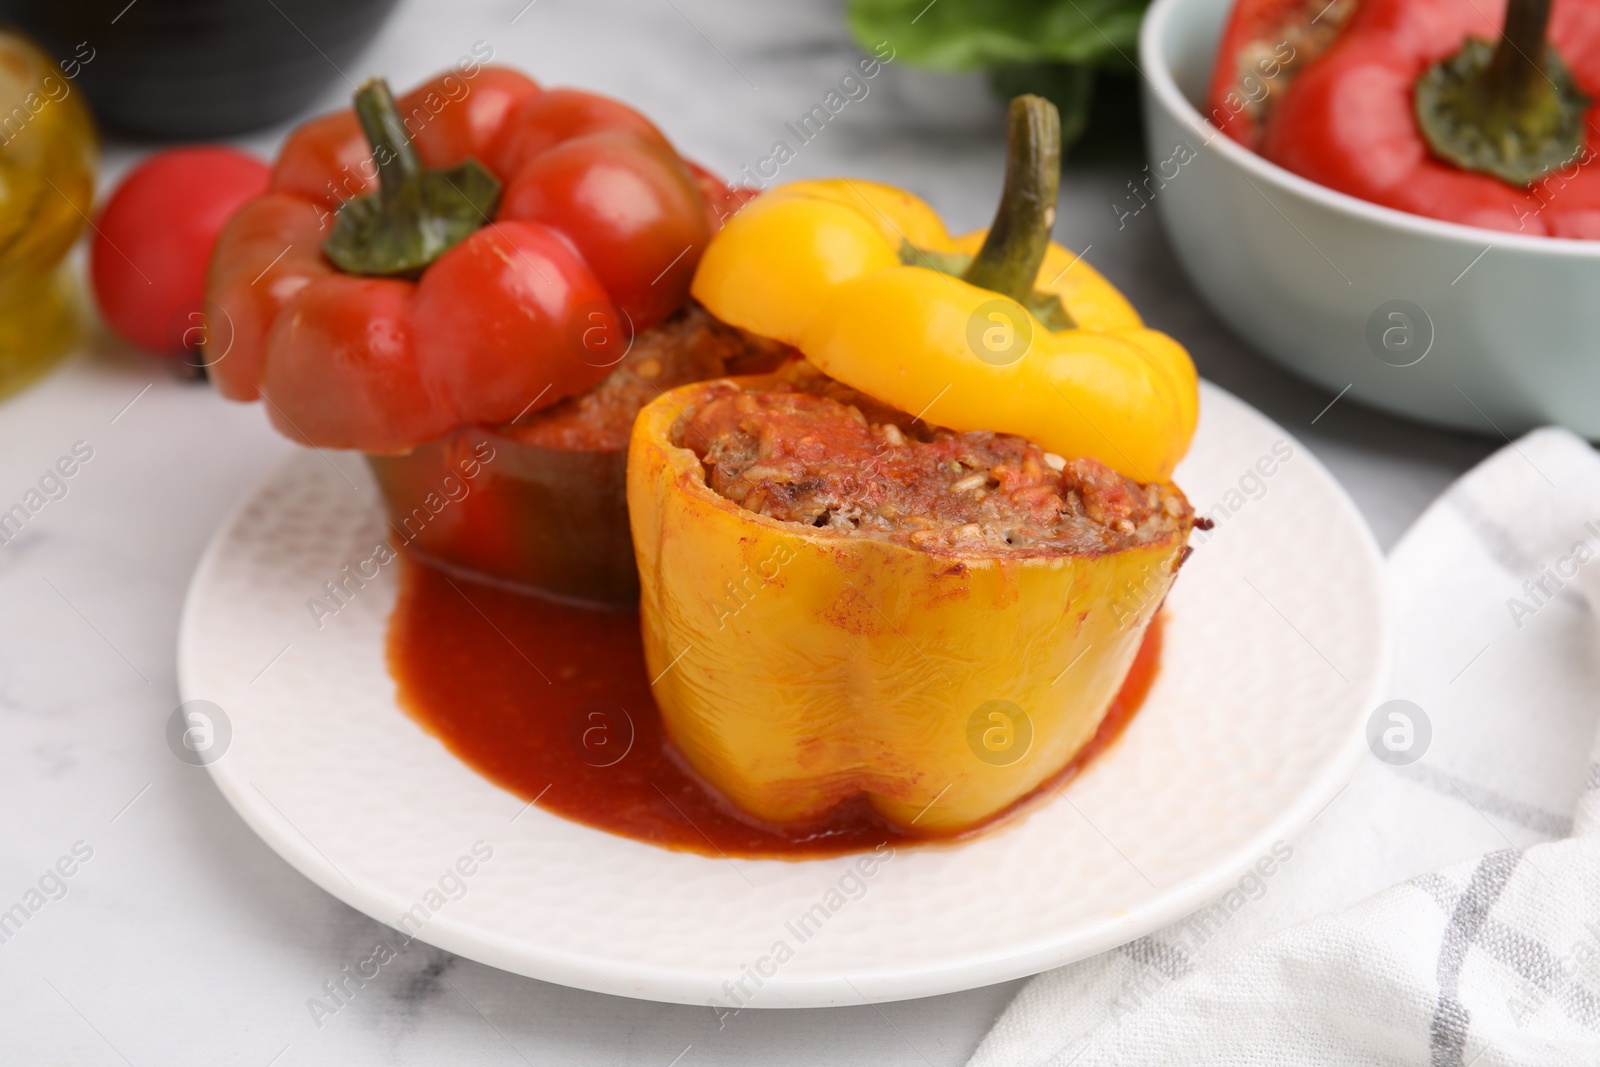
[848, 0, 1149, 71]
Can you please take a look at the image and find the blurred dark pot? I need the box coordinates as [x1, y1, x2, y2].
[0, 0, 401, 139]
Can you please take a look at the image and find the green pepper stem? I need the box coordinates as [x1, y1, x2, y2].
[1485, 0, 1553, 110]
[1413, 0, 1589, 186]
[353, 78, 423, 199]
[322, 78, 502, 278]
[962, 95, 1061, 304]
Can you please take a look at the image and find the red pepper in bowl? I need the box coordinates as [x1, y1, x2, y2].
[1210, 0, 1600, 237]
[1206, 0, 1361, 149]
[206, 67, 721, 451]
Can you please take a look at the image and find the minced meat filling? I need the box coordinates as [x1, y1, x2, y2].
[677, 379, 1192, 558]
[506, 302, 792, 452]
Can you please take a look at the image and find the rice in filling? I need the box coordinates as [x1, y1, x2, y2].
[676, 373, 1192, 558]
[507, 302, 792, 452]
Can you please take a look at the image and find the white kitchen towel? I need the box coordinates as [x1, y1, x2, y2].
[969, 428, 1600, 1067]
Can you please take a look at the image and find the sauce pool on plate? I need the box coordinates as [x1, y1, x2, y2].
[387, 554, 1163, 859]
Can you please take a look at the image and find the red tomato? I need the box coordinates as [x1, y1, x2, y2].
[91, 146, 270, 356]
[499, 131, 711, 329]
[409, 220, 621, 426]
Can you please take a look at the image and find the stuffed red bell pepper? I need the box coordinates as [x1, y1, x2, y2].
[1210, 0, 1600, 237]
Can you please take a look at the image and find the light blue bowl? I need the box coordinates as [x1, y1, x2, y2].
[1140, 0, 1600, 438]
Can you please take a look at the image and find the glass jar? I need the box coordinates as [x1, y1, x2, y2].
[0, 30, 95, 401]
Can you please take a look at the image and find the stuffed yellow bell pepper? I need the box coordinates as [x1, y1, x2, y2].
[629, 97, 1198, 834]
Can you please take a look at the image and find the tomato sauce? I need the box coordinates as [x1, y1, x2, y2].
[387, 554, 1163, 860]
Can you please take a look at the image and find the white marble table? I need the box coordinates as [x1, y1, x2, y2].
[0, 1, 1497, 1063]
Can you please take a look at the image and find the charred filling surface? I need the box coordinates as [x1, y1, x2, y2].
[506, 302, 793, 453]
[675, 371, 1192, 558]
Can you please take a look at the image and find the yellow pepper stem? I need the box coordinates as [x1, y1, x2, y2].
[962, 95, 1061, 305]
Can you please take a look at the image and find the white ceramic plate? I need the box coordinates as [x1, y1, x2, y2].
[176, 380, 1389, 1008]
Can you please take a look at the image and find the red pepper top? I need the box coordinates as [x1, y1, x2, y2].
[206, 66, 749, 453]
[1210, 0, 1600, 237]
